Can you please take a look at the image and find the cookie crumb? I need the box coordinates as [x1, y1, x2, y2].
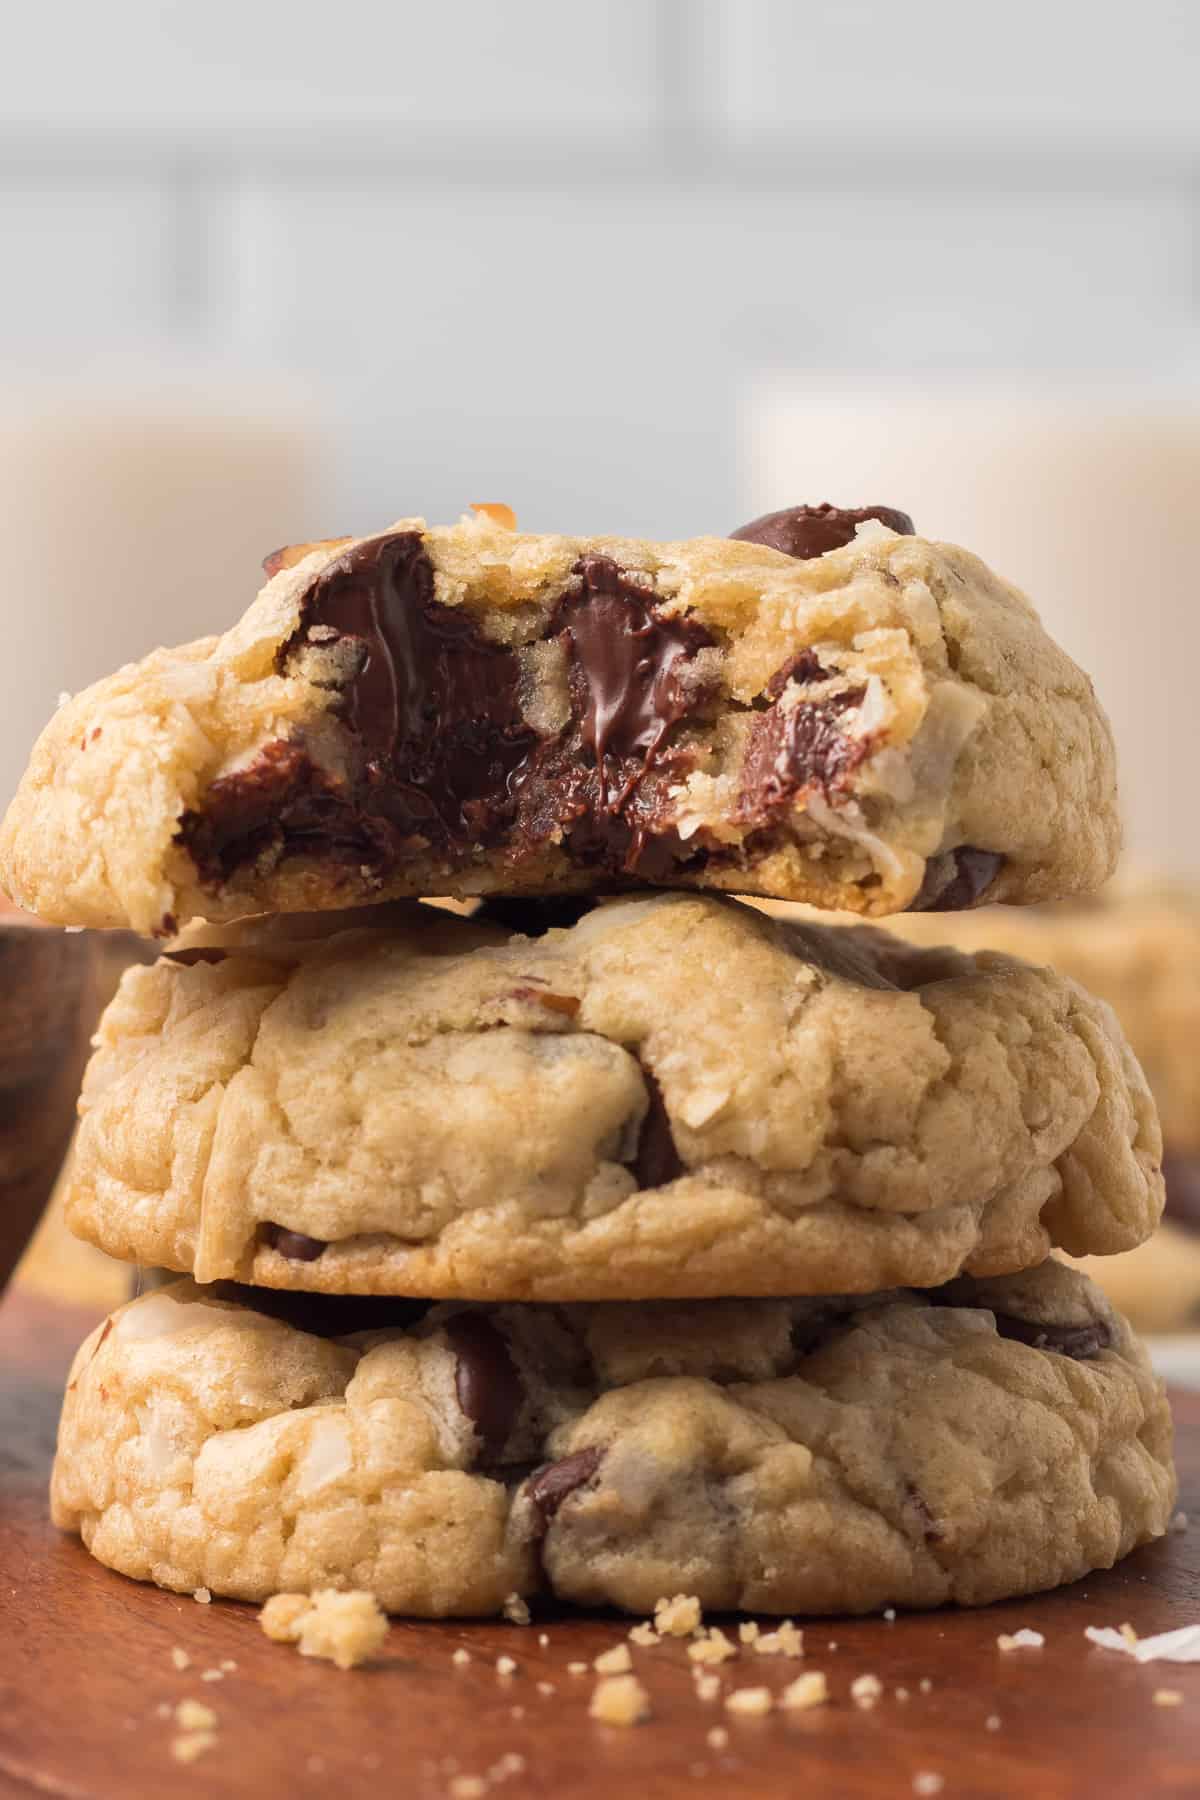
[985, 1714, 1001, 1731]
[260, 1589, 388, 1671]
[706, 1728, 729, 1751]
[688, 1628, 738, 1666]
[851, 1673, 883, 1707]
[502, 1593, 531, 1626]
[781, 1671, 829, 1711]
[827, 1641, 838, 1651]
[495, 1655, 518, 1677]
[655, 1594, 702, 1638]
[1120, 1622, 1139, 1648]
[449, 1779, 486, 1800]
[883, 1608, 896, 1622]
[629, 1622, 658, 1647]
[725, 1686, 773, 1717]
[913, 1776, 944, 1797]
[567, 1661, 588, 1676]
[919, 1678, 933, 1694]
[452, 1648, 472, 1667]
[1170, 1511, 1189, 1533]
[510, 1707, 525, 1721]
[589, 1675, 651, 1726]
[170, 1732, 217, 1764]
[192, 1587, 211, 1605]
[1154, 1689, 1184, 1707]
[738, 1621, 760, 1645]
[693, 1673, 721, 1703]
[896, 1687, 910, 1702]
[155, 1703, 172, 1721]
[537, 1633, 550, 1648]
[997, 1630, 1044, 1652]
[537, 1681, 556, 1697]
[169, 1647, 191, 1672]
[200, 1668, 224, 1683]
[754, 1622, 804, 1658]
[594, 1644, 632, 1676]
[175, 1700, 217, 1732]
[219, 1659, 237, 1673]
[489, 1754, 526, 1780]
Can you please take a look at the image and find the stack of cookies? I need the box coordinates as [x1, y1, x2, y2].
[2, 503, 1176, 1619]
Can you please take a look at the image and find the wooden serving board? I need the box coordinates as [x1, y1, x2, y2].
[1, 1287, 1198, 1800]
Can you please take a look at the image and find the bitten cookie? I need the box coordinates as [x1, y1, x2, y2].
[62, 893, 1161, 1300]
[0, 505, 1118, 931]
[51, 1262, 1176, 1617]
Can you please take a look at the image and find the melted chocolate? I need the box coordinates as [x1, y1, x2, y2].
[990, 1312, 1111, 1361]
[633, 1068, 684, 1189]
[259, 1221, 328, 1263]
[912, 847, 1005, 912]
[179, 536, 713, 891]
[443, 1312, 523, 1459]
[734, 655, 868, 830]
[557, 557, 711, 802]
[730, 503, 915, 560]
[526, 1445, 605, 1528]
[1163, 1151, 1200, 1236]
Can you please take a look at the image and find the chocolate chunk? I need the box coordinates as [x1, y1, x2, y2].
[1163, 1151, 1200, 1237]
[259, 1221, 328, 1263]
[558, 556, 711, 798]
[526, 1445, 605, 1528]
[730, 504, 915, 561]
[991, 1312, 1112, 1361]
[632, 1068, 684, 1189]
[735, 651, 868, 828]
[179, 538, 712, 892]
[179, 532, 537, 884]
[912, 847, 1005, 912]
[162, 947, 229, 967]
[443, 1312, 523, 1459]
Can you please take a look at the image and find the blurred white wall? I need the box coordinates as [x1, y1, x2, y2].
[1, 0, 1197, 854]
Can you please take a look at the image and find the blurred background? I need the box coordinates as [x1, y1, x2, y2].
[1, 0, 1197, 868]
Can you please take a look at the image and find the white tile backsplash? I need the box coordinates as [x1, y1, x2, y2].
[0, 2, 660, 135]
[707, 0, 1200, 147]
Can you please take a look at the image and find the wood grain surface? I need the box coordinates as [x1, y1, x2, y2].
[1, 1289, 1198, 1798]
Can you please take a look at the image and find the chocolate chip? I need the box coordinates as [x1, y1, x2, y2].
[911, 847, 1005, 912]
[990, 1312, 1112, 1361]
[259, 1221, 328, 1263]
[1163, 1151, 1200, 1237]
[443, 1312, 523, 1459]
[734, 679, 869, 829]
[162, 947, 230, 967]
[632, 1067, 684, 1189]
[526, 1445, 605, 1528]
[730, 504, 915, 561]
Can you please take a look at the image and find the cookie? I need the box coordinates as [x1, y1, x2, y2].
[0, 505, 1119, 932]
[820, 881, 1200, 1330]
[51, 1261, 1175, 1617]
[62, 893, 1161, 1300]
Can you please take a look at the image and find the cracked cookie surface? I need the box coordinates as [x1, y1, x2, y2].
[50, 1261, 1175, 1616]
[62, 893, 1162, 1299]
[0, 509, 1118, 930]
